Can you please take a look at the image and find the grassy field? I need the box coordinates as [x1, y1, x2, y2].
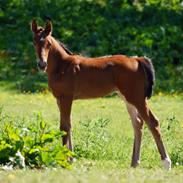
[0, 88, 183, 183]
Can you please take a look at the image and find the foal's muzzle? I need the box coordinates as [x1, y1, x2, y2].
[37, 61, 47, 71]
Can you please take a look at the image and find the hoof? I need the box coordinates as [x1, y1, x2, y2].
[162, 157, 171, 170]
[131, 160, 140, 168]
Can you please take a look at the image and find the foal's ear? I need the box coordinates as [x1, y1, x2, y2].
[44, 20, 52, 36]
[31, 20, 38, 33]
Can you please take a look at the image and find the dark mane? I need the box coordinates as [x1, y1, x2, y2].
[58, 40, 74, 55]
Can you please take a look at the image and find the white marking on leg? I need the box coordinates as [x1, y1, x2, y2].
[162, 156, 171, 170]
[125, 102, 142, 166]
[118, 93, 141, 166]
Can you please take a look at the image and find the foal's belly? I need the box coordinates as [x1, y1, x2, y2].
[74, 84, 116, 99]
[73, 68, 116, 99]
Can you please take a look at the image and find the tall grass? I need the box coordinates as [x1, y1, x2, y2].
[0, 92, 183, 183]
[0, 94, 183, 169]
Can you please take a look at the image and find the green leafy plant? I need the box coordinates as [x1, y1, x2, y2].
[0, 111, 73, 169]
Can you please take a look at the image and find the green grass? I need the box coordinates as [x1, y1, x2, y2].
[0, 89, 183, 182]
[1, 166, 183, 183]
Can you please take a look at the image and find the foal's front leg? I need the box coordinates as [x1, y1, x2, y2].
[57, 96, 73, 151]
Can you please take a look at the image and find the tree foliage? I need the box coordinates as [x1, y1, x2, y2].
[0, 0, 183, 93]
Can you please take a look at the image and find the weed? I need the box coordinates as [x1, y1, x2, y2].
[164, 116, 183, 166]
[73, 118, 110, 159]
[0, 110, 73, 169]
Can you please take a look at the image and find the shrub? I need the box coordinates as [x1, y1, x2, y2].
[0, 109, 73, 169]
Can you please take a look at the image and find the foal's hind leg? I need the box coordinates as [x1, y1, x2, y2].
[125, 101, 144, 167]
[133, 99, 171, 170]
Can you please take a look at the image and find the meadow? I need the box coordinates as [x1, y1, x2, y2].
[0, 87, 183, 183]
[1, 1, 183, 182]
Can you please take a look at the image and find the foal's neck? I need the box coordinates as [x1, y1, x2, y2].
[47, 37, 70, 75]
[50, 37, 69, 60]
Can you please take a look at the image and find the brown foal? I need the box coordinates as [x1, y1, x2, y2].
[31, 20, 171, 169]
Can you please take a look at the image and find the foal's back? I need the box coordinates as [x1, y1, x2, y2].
[72, 54, 143, 99]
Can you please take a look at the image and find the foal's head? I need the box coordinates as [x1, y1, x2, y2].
[31, 20, 52, 71]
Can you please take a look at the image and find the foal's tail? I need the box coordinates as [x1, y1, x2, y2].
[138, 57, 155, 99]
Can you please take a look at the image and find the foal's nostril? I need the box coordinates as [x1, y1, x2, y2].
[37, 61, 47, 70]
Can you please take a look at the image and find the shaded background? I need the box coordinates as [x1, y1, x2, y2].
[0, 0, 183, 93]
